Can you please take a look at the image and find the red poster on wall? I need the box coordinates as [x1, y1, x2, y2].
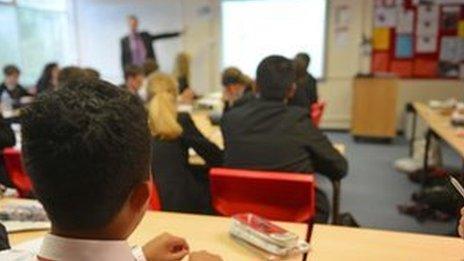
[413, 59, 438, 77]
[390, 60, 413, 77]
[372, 52, 390, 72]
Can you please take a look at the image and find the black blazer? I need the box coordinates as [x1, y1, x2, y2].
[221, 98, 347, 180]
[0, 83, 31, 109]
[288, 73, 318, 110]
[151, 112, 223, 213]
[0, 115, 15, 187]
[121, 31, 181, 69]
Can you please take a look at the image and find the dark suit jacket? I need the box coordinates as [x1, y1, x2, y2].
[0, 115, 15, 187]
[221, 98, 347, 180]
[289, 73, 318, 110]
[151, 112, 223, 213]
[121, 31, 181, 69]
[0, 83, 31, 109]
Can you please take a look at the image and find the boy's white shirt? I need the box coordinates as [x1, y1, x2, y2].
[0, 234, 146, 261]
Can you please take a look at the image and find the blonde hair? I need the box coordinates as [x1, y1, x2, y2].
[147, 73, 183, 140]
[173, 52, 191, 80]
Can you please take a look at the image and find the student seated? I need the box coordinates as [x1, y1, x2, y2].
[36, 63, 60, 94]
[221, 67, 255, 113]
[57, 66, 87, 88]
[0, 65, 32, 108]
[0, 79, 221, 260]
[173, 53, 195, 104]
[0, 114, 15, 187]
[83, 67, 101, 80]
[221, 56, 347, 222]
[288, 53, 318, 110]
[122, 65, 145, 98]
[147, 73, 223, 214]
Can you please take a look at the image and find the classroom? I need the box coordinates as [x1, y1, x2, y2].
[0, 0, 463, 260]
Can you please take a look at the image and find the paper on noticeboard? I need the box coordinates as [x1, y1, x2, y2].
[416, 35, 437, 53]
[441, 6, 460, 30]
[397, 9, 414, 34]
[440, 36, 464, 63]
[375, 6, 397, 27]
[396, 34, 413, 58]
[417, 4, 439, 35]
[373, 27, 391, 50]
[458, 21, 464, 37]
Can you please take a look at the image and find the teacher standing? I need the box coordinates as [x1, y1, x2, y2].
[121, 15, 182, 71]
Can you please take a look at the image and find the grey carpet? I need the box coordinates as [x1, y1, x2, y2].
[319, 132, 458, 236]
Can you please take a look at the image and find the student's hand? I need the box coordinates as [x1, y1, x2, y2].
[143, 233, 189, 261]
[459, 207, 464, 239]
[188, 251, 223, 261]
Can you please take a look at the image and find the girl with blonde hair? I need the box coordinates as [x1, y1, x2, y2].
[147, 72, 223, 213]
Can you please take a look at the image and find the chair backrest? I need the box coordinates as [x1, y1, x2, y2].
[209, 168, 316, 223]
[311, 101, 326, 127]
[148, 181, 161, 211]
[3, 148, 32, 197]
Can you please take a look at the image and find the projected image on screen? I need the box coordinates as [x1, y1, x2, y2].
[221, 0, 327, 79]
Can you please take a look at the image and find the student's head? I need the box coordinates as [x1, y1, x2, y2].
[83, 68, 100, 80]
[294, 53, 310, 78]
[58, 66, 86, 88]
[37, 63, 60, 93]
[3, 65, 20, 86]
[124, 65, 145, 93]
[143, 58, 159, 77]
[221, 67, 254, 103]
[173, 52, 191, 79]
[256, 55, 296, 102]
[147, 72, 182, 140]
[21, 79, 151, 238]
[127, 15, 139, 33]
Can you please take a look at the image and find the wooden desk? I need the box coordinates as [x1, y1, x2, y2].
[310, 224, 463, 260]
[410, 102, 464, 186]
[9, 211, 307, 261]
[412, 102, 464, 158]
[9, 214, 463, 260]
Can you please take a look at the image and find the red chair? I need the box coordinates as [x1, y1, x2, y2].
[311, 101, 326, 127]
[3, 148, 32, 197]
[209, 168, 316, 242]
[148, 181, 161, 211]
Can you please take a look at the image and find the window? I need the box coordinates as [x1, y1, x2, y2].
[221, 0, 327, 79]
[0, 0, 75, 86]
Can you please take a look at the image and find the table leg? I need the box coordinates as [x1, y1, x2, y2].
[422, 129, 433, 187]
[409, 110, 418, 157]
[331, 180, 341, 225]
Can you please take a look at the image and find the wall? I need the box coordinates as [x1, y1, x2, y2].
[72, 0, 219, 93]
[319, 0, 464, 130]
[73, 0, 184, 84]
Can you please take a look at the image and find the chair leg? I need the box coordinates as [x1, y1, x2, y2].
[331, 179, 341, 225]
[302, 218, 314, 261]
